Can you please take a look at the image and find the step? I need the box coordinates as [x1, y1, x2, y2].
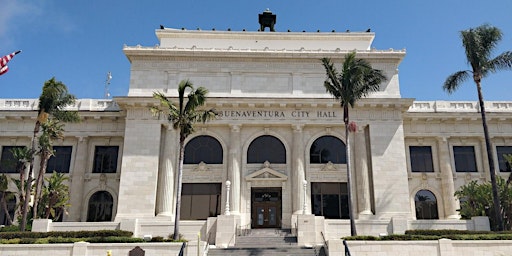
[206, 229, 326, 256]
[207, 247, 319, 256]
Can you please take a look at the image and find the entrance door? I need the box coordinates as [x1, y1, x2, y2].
[251, 188, 281, 228]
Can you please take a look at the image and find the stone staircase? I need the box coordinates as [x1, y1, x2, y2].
[207, 229, 326, 256]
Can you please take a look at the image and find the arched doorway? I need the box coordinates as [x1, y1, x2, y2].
[247, 135, 286, 228]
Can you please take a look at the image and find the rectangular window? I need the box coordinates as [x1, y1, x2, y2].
[0, 146, 25, 174]
[497, 146, 512, 172]
[453, 146, 477, 172]
[47, 146, 72, 173]
[181, 183, 221, 220]
[92, 146, 119, 173]
[409, 146, 434, 172]
[311, 182, 348, 219]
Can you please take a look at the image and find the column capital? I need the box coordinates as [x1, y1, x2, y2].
[436, 136, 449, 143]
[77, 136, 89, 143]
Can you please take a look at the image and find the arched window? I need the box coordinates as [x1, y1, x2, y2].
[0, 192, 16, 226]
[415, 190, 439, 219]
[184, 135, 223, 164]
[310, 136, 346, 164]
[87, 191, 113, 222]
[247, 135, 286, 164]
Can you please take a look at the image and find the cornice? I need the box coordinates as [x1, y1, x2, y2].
[123, 46, 406, 63]
[114, 96, 413, 111]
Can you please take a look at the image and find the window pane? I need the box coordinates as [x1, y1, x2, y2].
[310, 136, 346, 164]
[415, 190, 438, 219]
[247, 135, 286, 164]
[92, 146, 119, 173]
[47, 146, 72, 173]
[410, 146, 434, 172]
[181, 183, 221, 220]
[497, 146, 512, 172]
[453, 146, 477, 172]
[87, 191, 113, 222]
[0, 146, 25, 174]
[184, 135, 223, 164]
[311, 182, 348, 219]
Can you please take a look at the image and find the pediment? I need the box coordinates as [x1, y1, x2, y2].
[245, 161, 287, 181]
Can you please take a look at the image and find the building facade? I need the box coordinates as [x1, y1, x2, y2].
[1, 27, 511, 236]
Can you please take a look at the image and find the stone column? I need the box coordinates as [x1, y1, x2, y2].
[355, 127, 372, 218]
[115, 109, 162, 220]
[479, 137, 491, 181]
[68, 136, 88, 221]
[228, 125, 241, 214]
[292, 124, 306, 214]
[437, 137, 460, 219]
[156, 126, 177, 217]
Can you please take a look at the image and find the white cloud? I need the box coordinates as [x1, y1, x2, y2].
[0, 0, 40, 49]
[0, 1, 77, 50]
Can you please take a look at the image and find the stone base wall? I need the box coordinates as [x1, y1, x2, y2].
[328, 239, 512, 256]
[0, 242, 201, 256]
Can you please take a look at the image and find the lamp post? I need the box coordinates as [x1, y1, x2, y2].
[225, 180, 231, 215]
[303, 180, 308, 214]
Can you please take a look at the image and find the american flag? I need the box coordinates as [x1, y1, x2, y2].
[0, 50, 21, 76]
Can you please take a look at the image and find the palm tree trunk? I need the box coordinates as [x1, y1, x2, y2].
[17, 162, 26, 215]
[344, 106, 357, 236]
[20, 121, 41, 231]
[1, 193, 13, 225]
[475, 80, 504, 231]
[173, 134, 185, 241]
[33, 152, 50, 219]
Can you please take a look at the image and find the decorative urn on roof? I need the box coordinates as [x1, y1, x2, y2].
[258, 9, 276, 32]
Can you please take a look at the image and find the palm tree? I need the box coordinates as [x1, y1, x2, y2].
[151, 79, 217, 240]
[444, 24, 512, 231]
[33, 119, 64, 219]
[40, 172, 70, 220]
[20, 77, 79, 231]
[321, 52, 386, 236]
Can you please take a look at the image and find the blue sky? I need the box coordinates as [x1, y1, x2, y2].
[1, 0, 511, 101]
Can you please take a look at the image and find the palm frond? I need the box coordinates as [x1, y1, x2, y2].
[461, 24, 503, 73]
[178, 80, 194, 114]
[476, 24, 502, 59]
[52, 111, 80, 123]
[443, 70, 471, 94]
[486, 51, 512, 74]
[185, 87, 208, 113]
[321, 58, 343, 102]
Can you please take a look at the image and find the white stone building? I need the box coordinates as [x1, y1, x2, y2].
[1, 24, 510, 242]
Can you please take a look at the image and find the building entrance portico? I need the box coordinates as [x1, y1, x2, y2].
[251, 187, 282, 228]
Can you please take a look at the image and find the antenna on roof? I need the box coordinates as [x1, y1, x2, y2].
[105, 71, 112, 99]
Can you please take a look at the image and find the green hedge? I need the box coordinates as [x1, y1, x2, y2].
[344, 232, 512, 241]
[0, 236, 145, 244]
[0, 230, 133, 240]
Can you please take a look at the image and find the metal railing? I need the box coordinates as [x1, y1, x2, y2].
[343, 240, 352, 256]
[178, 242, 187, 256]
[236, 222, 252, 236]
[202, 230, 213, 256]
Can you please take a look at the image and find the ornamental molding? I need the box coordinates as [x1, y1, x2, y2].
[245, 161, 287, 181]
[320, 161, 337, 172]
[193, 161, 209, 172]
